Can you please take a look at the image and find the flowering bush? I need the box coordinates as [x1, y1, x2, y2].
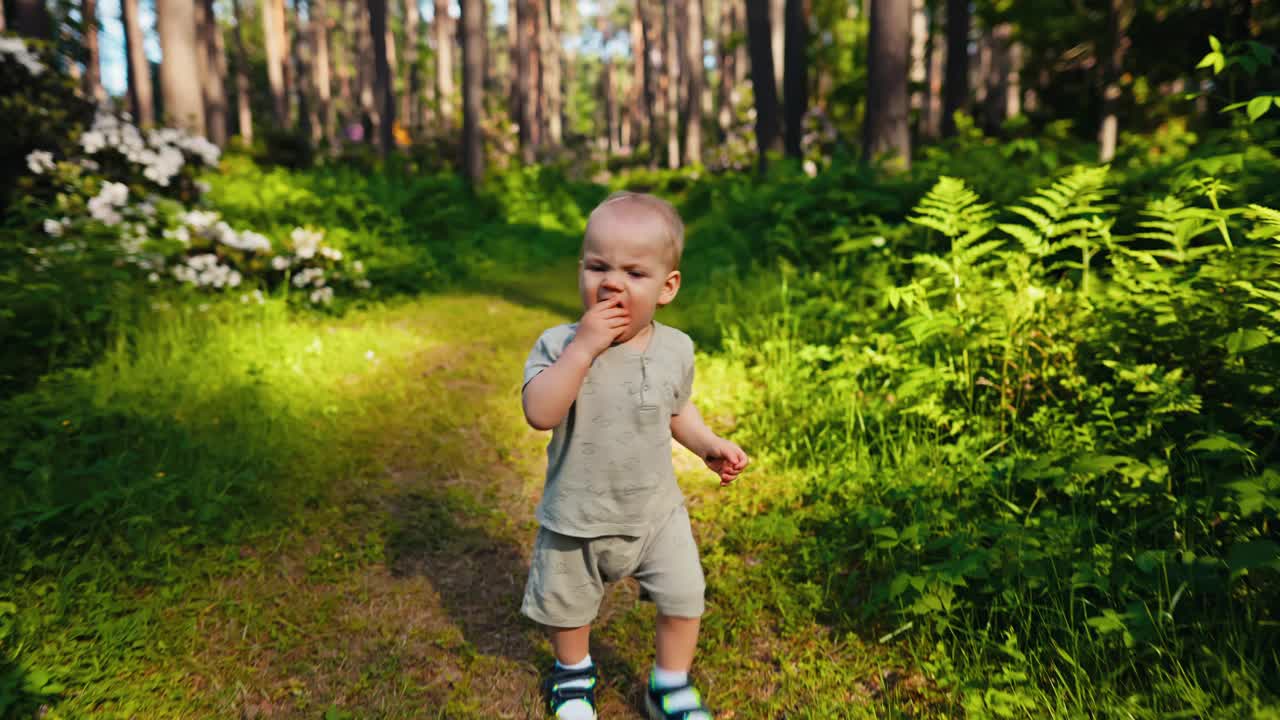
[0, 33, 94, 212]
[2, 36, 370, 389]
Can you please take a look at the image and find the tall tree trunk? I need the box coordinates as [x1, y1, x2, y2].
[1098, 0, 1130, 162]
[122, 0, 155, 125]
[983, 21, 1015, 132]
[436, 0, 455, 127]
[921, 1, 942, 140]
[460, 0, 485, 182]
[908, 0, 925, 132]
[683, 0, 704, 165]
[745, 0, 780, 169]
[544, 0, 562, 145]
[769, 0, 783, 101]
[864, 0, 909, 169]
[639, 0, 659, 166]
[516, 0, 534, 159]
[315, 0, 335, 146]
[282, 0, 296, 124]
[264, 0, 288, 125]
[663, 0, 679, 168]
[231, 0, 253, 143]
[296, 0, 318, 141]
[369, 0, 393, 154]
[353, 0, 375, 140]
[402, 0, 418, 132]
[530, 0, 544, 151]
[941, 0, 968, 136]
[716, 0, 736, 138]
[13, 0, 52, 38]
[197, 0, 228, 144]
[82, 0, 106, 101]
[157, 0, 206, 135]
[782, 0, 806, 158]
[627, 6, 645, 153]
[598, 14, 616, 154]
[733, 0, 747, 88]
[507, 0, 519, 128]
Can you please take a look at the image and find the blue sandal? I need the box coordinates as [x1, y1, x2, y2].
[645, 680, 713, 720]
[543, 663, 598, 718]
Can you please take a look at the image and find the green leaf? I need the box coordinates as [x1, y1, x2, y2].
[1187, 435, 1254, 456]
[1209, 35, 1221, 53]
[1228, 540, 1280, 573]
[1224, 327, 1271, 354]
[1247, 95, 1273, 122]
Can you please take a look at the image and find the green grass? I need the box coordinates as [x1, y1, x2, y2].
[6, 130, 1280, 717]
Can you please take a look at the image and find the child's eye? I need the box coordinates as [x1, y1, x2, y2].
[629, 271, 645, 278]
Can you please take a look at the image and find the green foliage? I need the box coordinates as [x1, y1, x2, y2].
[713, 164, 1280, 716]
[0, 35, 95, 213]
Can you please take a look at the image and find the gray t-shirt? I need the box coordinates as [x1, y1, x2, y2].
[523, 320, 695, 538]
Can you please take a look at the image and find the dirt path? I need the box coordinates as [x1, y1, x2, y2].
[179, 290, 911, 719]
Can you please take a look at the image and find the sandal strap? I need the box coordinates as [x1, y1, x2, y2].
[648, 681, 711, 718]
[545, 665, 598, 712]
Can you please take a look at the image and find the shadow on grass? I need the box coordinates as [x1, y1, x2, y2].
[382, 487, 648, 715]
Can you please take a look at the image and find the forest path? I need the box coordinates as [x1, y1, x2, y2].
[180, 270, 916, 719]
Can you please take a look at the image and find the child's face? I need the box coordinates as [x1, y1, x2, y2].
[579, 208, 680, 343]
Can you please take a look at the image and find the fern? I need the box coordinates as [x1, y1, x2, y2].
[910, 176, 996, 243]
[1246, 203, 1280, 242]
[907, 177, 1001, 310]
[1127, 195, 1227, 265]
[996, 166, 1116, 295]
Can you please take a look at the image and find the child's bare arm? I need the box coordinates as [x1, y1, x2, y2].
[522, 344, 595, 430]
[672, 402, 750, 485]
[670, 401, 719, 459]
[523, 298, 630, 430]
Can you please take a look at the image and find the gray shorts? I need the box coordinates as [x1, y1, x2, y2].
[521, 504, 706, 627]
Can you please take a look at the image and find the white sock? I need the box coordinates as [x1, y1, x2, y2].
[650, 666, 710, 718]
[553, 654, 595, 720]
[651, 665, 688, 689]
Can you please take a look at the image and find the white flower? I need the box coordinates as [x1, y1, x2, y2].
[43, 218, 64, 237]
[221, 229, 271, 253]
[164, 226, 191, 245]
[309, 287, 334, 305]
[0, 36, 45, 76]
[194, 180, 212, 194]
[292, 267, 325, 288]
[148, 272, 160, 283]
[871, 236, 886, 248]
[365, 350, 376, 361]
[271, 255, 293, 270]
[26, 150, 55, 175]
[802, 159, 817, 178]
[290, 227, 323, 260]
[88, 182, 129, 226]
[352, 260, 365, 273]
[320, 246, 343, 261]
[180, 210, 220, 231]
[80, 130, 106, 155]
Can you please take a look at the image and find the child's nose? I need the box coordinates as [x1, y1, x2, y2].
[601, 272, 625, 290]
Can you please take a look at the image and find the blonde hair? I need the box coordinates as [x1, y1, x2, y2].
[584, 191, 686, 270]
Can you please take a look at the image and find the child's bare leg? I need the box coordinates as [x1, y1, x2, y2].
[549, 624, 592, 664]
[655, 614, 701, 671]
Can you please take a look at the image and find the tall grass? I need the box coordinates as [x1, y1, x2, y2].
[0, 295, 428, 716]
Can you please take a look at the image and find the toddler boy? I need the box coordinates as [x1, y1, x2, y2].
[521, 192, 748, 720]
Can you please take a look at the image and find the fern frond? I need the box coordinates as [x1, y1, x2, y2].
[909, 176, 995, 241]
[999, 165, 1115, 259]
[1246, 204, 1280, 242]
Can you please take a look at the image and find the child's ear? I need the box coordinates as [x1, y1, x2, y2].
[657, 269, 681, 306]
